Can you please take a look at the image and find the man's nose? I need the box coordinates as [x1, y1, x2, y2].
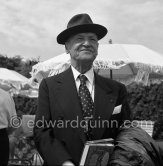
[83, 39, 91, 46]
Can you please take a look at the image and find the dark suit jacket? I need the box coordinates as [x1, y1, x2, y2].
[34, 67, 132, 166]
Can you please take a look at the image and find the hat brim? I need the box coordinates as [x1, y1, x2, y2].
[57, 24, 107, 44]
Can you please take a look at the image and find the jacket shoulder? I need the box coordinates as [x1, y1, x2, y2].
[95, 73, 125, 90]
[40, 68, 70, 86]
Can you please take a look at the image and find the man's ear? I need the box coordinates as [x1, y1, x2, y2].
[65, 43, 69, 54]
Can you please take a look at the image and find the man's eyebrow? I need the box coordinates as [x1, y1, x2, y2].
[76, 34, 83, 37]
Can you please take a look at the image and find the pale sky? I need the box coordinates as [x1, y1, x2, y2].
[0, 0, 163, 61]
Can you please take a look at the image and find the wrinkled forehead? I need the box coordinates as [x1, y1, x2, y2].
[67, 32, 98, 42]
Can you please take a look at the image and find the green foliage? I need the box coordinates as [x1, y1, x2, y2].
[153, 118, 163, 140]
[127, 82, 163, 140]
[127, 82, 163, 121]
[13, 96, 37, 116]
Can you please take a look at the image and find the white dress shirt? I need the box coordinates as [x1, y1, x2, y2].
[71, 66, 95, 101]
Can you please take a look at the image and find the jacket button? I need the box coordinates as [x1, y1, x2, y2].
[110, 99, 114, 103]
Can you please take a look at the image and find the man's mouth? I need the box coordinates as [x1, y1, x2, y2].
[80, 49, 93, 53]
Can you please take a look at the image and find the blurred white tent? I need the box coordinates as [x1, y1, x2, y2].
[31, 44, 163, 85]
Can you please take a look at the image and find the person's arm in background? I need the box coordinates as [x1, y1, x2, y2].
[7, 96, 17, 135]
[0, 89, 17, 158]
[0, 90, 17, 135]
[34, 79, 73, 166]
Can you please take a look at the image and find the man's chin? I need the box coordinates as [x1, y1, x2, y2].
[80, 53, 96, 59]
[79, 57, 95, 64]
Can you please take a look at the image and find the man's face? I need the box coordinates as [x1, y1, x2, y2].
[65, 32, 99, 64]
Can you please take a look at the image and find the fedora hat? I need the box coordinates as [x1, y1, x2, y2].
[57, 13, 108, 44]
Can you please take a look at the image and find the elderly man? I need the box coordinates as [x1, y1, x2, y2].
[34, 13, 132, 166]
[0, 88, 17, 166]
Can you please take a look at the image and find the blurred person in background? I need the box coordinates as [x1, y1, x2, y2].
[0, 88, 17, 166]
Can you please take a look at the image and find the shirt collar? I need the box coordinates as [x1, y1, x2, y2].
[71, 66, 94, 85]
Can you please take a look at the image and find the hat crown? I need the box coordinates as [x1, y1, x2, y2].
[67, 14, 93, 29]
[57, 13, 107, 44]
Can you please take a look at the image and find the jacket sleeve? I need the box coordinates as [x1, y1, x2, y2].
[33, 79, 72, 165]
[119, 83, 133, 124]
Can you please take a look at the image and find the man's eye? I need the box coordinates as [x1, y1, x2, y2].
[77, 37, 83, 40]
[75, 37, 83, 42]
[90, 38, 97, 42]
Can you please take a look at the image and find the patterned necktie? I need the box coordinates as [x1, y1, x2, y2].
[78, 74, 94, 140]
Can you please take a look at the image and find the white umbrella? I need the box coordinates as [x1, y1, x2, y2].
[0, 68, 29, 90]
[96, 44, 163, 85]
[31, 53, 71, 83]
[0, 67, 39, 97]
[31, 44, 163, 85]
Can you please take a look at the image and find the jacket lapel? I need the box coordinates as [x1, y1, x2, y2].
[92, 73, 117, 140]
[54, 67, 87, 143]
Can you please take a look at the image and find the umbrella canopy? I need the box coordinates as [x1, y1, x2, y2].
[0, 67, 39, 97]
[31, 44, 163, 85]
[0, 67, 30, 91]
[96, 44, 163, 85]
[96, 44, 163, 70]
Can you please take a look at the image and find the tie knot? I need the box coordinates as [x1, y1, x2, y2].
[79, 74, 87, 85]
